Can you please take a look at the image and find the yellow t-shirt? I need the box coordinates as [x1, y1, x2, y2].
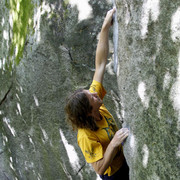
[77, 80, 124, 176]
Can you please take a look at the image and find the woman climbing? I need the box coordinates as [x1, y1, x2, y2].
[65, 7, 129, 180]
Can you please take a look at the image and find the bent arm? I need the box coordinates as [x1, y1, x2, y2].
[91, 128, 129, 175]
[91, 140, 119, 175]
[93, 8, 116, 84]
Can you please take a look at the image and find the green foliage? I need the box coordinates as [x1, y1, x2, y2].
[64, 0, 69, 5]
[9, 0, 34, 68]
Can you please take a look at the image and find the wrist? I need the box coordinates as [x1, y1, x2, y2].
[101, 24, 110, 32]
[101, 19, 111, 31]
[110, 138, 119, 149]
[100, 26, 110, 37]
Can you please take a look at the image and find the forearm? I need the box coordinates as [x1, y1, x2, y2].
[92, 140, 119, 175]
[95, 27, 109, 68]
[91, 128, 129, 175]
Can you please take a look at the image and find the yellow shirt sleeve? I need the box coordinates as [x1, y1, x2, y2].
[89, 80, 106, 100]
[78, 131, 104, 163]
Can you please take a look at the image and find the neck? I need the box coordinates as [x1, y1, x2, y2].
[92, 110, 102, 121]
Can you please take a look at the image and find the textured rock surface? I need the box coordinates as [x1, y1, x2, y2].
[1, 0, 180, 179]
[0, 0, 120, 179]
[116, 0, 180, 179]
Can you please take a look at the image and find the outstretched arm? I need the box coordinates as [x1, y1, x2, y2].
[93, 8, 116, 84]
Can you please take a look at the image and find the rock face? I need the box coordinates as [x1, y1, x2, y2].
[0, 0, 180, 180]
[116, 0, 180, 179]
[0, 0, 119, 179]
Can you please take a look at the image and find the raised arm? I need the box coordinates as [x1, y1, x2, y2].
[93, 8, 116, 84]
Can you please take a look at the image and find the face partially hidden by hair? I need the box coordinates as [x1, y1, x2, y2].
[65, 89, 101, 131]
[83, 90, 103, 114]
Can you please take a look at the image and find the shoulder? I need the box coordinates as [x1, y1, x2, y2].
[77, 128, 97, 141]
[77, 128, 100, 149]
[89, 80, 106, 99]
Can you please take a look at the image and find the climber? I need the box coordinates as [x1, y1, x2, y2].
[65, 7, 129, 180]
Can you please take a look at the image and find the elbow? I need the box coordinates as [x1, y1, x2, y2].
[97, 170, 105, 176]
[96, 170, 104, 176]
[91, 159, 107, 176]
[94, 166, 106, 176]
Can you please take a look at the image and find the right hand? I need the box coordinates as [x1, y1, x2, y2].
[102, 7, 116, 30]
[111, 128, 129, 148]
